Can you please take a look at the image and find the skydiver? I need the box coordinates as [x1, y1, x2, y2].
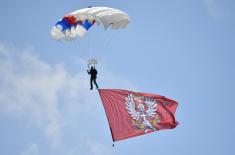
[87, 66, 99, 90]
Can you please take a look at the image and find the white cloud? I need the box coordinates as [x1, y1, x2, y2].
[202, 0, 228, 20]
[0, 43, 135, 153]
[0, 45, 68, 147]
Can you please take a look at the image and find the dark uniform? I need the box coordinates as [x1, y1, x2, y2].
[87, 67, 99, 90]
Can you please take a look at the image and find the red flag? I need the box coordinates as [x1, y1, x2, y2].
[98, 89, 178, 142]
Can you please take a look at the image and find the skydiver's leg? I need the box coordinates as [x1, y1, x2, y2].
[94, 78, 98, 89]
[90, 78, 93, 90]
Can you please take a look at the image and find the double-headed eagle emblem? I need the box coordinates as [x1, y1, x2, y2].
[125, 94, 160, 132]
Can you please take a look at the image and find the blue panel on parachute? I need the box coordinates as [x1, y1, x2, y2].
[82, 20, 93, 30]
[56, 19, 71, 31]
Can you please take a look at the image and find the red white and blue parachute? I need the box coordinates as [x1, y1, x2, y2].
[51, 6, 130, 40]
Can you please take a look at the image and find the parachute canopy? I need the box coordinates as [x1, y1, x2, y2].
[51, 7, 130, 40]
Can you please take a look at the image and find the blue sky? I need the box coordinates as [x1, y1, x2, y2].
[0, 0, 235, 155]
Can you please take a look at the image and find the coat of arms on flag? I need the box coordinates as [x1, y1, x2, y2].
[125, 93, 160, 133]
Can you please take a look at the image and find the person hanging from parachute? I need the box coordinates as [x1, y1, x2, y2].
[87, 59, 99, 90]
[51, 6, 130, 89]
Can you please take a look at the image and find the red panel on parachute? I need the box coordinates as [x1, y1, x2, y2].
[63, 16, 77, 25]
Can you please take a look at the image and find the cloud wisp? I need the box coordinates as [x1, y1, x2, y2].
[0, 43, 135, 154]
[202, 0, 228, 20]
[21, 143, 39, 155]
